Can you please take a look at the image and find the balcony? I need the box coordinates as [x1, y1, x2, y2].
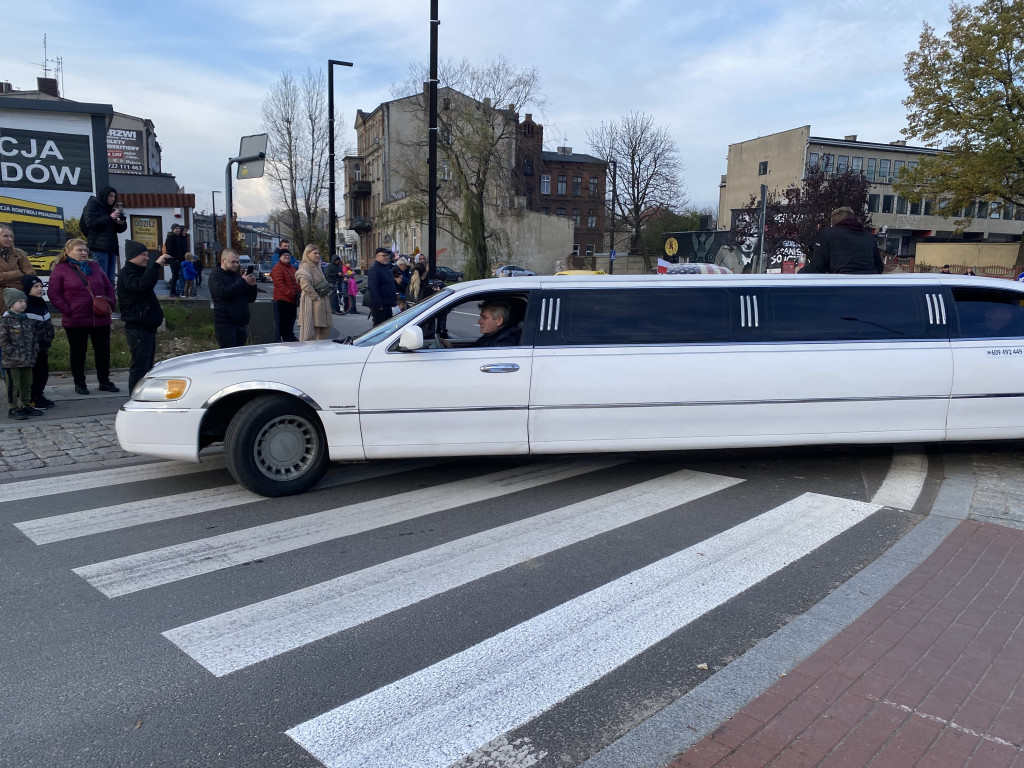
[349, 179, 371, 196]
[349, 216, 373, 232]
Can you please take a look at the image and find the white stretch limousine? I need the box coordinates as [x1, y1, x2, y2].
[117, 274, 1024, 496]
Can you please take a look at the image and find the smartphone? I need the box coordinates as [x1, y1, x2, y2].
[243, 265, 254, 275]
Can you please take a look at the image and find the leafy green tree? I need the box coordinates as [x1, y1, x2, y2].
[895, 0, 1024, 263]
[64, 217, 83, 241]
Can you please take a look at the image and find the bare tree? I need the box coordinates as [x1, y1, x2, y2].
[261, 68, 330, 251]
[587, 112, 686, 272]
[389, 57, 546, 279]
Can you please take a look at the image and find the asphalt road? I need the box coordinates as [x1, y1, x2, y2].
[0, 441, 944, 768]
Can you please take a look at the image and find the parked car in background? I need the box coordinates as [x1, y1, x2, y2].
[495, 264, 536, 278]
[258, 261, 272, 282]
[435, 265, 464, 283]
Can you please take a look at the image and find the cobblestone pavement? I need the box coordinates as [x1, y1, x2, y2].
[0, 415, 131, 472]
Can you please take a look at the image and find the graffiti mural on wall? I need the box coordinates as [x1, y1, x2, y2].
[663, 231, 756, 274]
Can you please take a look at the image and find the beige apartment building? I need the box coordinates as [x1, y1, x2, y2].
[718, 125, 1024, 257]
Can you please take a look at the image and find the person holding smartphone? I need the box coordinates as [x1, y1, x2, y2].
[208, 249, 258, 348]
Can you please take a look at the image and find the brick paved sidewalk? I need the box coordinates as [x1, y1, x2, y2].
[669, 520, 1024, 768]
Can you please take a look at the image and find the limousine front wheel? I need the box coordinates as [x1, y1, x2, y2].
[224, 395, 328, 497]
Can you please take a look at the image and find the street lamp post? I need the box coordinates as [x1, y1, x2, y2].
[211, 190, 221, 265]
[608, 159, 617, 274]
[328, 58, 354, 263]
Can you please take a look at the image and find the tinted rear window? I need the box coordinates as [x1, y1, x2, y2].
[547, 288, 730, 345]
[952, 287, 1024, 339]
[768, 288, 927, 341]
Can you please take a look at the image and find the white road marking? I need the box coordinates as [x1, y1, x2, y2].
[164, 468, 742, 676]
[870, 450, 928, 510]
[74, 460, 622, 598]
[0, 457, 227, 503]
[15, 459, 444, 545]
[286, 492, 882, 768]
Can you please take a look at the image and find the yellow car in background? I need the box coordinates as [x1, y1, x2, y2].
[554, 269, 607, 276]
[28, 251, 60, 274]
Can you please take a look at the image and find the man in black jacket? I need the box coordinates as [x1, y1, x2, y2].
[367, 247, 398, 326]
[208, 249, 258, 348]
[80, 185, 128, 286]
[117, 241, 171, 392]
[800, 207, 884, 275]
[163, 224, 188, 296]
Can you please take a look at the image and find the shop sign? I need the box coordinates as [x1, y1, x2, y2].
[0, 127, 93, 192]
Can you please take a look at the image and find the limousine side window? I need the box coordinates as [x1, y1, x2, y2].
[419, 292, 531, 348]
[768, 287, 929, 341]
[952, 287, 1024, 339]
[539, 288, 731, 345]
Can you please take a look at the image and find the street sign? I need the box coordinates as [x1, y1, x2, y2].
[236, 134, 268, 180]
[610, 249, 616, 260]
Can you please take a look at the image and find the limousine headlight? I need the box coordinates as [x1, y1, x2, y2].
[133, 377, 190, 402]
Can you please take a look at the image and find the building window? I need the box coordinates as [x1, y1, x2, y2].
[809, 153, 819, 167]
[893, 160, 906, 179]
[878, 159, 892, 181]
[556, 207, 566, 216]
[572, 244, 580, 255]
[882, 194, 895, 213]
[586, 244, 595, 257]
[541, 206, 550, 214]
[573, 176, 582, 195]
[822, 154, 834, 173]
[758, 161, 768, 176]
[523, 155, 533, 176]
[910, 200, 921, 215]
[924, 199, 933, 215]
[1003, 203, 1015, 220]
[866, 158, 876, 181]
[868, 194, 880, 213]
[990, 201, 1001, 219]
[589, 177, 598, 196]
[896, 196, 909, 215]
[440, 158, 452, 181]
[964, 201, 975, 217]
[558, 175, 567, 195]
[587, 209, 597, 228]
[572, 208, 581, 226]
[540, 174, 551, 195]
[837, 155, 849, 174]
[851, 157, 863, 175]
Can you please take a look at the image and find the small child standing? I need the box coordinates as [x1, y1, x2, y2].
[180, 253, 198, 298]
[1, 288, 40, 420]
[21, 276, 56, 409]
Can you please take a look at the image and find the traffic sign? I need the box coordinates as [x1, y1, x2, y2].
[237, 134, 268, 180]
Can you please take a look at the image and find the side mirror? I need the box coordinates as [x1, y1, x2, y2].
[397, 325, 424, 351]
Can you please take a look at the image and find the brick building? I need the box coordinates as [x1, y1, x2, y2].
[515, 114, 607, 259]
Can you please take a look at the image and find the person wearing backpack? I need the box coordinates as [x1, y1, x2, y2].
[80, 186, 127, 286]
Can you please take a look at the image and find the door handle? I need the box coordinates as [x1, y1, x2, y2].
[480, 363, 520, 373]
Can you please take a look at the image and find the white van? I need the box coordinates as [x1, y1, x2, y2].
[117, 273, 1024, 496]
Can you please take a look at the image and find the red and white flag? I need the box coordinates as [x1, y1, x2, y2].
[657, 258, 670, 274]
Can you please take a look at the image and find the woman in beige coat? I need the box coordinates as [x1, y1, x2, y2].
[295, 244, 332, 341]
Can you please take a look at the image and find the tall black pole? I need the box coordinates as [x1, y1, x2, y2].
[427, 0, 439, 280]
[608, 159, 617, 274]
[328, 59, 354, 262]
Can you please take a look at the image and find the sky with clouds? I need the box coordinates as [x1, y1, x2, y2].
[4, 0, 953, 220]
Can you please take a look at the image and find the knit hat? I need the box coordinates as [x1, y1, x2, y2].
[20, 275, 42, 294]
[4, 287, 26, 308]
[124, 240, 149, 261]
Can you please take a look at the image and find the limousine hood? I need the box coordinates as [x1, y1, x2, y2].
[146, 340, 371, 380]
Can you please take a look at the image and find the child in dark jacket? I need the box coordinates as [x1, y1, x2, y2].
[21, 275, 56, 409]
[1, 288, 40, 420]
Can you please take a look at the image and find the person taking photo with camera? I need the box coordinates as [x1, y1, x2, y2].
[208, 249, 258, 348]
[79, 186, 127, 286]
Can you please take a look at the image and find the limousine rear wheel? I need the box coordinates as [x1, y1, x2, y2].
[224, 395, 328, 497]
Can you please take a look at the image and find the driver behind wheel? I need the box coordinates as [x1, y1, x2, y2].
[442, 300, 520, 347]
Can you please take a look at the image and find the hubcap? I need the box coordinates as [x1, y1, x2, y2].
[252, 415, 318, 480]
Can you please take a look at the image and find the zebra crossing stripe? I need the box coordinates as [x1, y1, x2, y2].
[871, 450, 928, 510]
[73, 459, 623, 598]
[0, 457, 227, 503]
[286, 492, 882, 768]
[15, 459, 445, 545]
[164, 468, 743, 676]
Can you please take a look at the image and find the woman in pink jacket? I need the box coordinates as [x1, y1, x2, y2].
[48, 238, 118, 395]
